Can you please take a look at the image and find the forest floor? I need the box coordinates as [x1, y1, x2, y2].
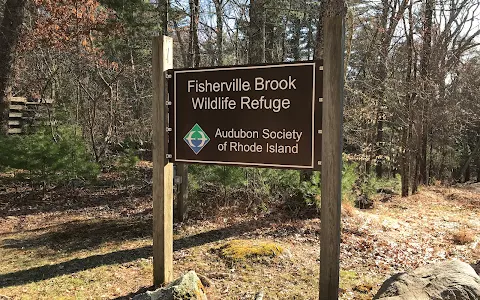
[0, 174, 479, 300]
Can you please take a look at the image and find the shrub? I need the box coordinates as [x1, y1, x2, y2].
[360, 172, 401, 198]
[188, 157, 362, 215]
[189, 165, 247, 191]
[0, 127, 99, 186]
[116, 148, 140, 184]
[342, 159, 359, 202]
[298, 171, 321, 207]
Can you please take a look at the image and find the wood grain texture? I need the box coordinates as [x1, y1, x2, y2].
[320, 15, 345, 300]
[152, 36, 174, 287]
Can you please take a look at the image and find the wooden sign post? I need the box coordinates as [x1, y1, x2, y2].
[320, 4, 345, 300]
[152, 10, 344, 295]
[152, 35, 174, 287]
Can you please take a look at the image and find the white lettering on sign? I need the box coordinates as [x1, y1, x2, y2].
[191, 96, 236, 110]
[229, 141, 263, 152]
[215, 128, 259, 139]
[240, 96, 290, 113]
[187, 78, 251, 93]
[262, 129, 302, 142]
[266, 143, 299, 153]
[254, 76, 297, 91]
[214, 128, 303, 143]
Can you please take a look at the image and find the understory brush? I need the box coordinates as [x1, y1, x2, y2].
[187, 159, 361, 219]
[0, 127, 99, 188]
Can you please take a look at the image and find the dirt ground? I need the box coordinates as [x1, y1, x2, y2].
[0, 181, 479, 300]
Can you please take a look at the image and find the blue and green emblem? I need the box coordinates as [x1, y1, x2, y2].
[184, 123, 210, 154]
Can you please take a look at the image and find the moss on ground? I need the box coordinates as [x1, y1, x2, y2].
[218, 239, 284, 261]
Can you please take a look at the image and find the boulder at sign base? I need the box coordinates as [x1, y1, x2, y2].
[374, 260, 480, 300]
[133, 271, 207, 300]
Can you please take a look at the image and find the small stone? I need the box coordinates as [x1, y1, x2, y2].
[254, 291, 264, 300]
[133, 271, 207, 300]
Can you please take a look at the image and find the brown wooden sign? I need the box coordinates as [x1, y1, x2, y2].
[169, 61, 323, 169]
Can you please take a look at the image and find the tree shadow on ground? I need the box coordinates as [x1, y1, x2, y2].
[113, 286, 154, 300]
[0, 184, 152, 218]
[0, 217, 270, 288]
[2, 217, 152, 252]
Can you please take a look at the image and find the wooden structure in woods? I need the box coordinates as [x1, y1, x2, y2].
[7, 97, 54, 134]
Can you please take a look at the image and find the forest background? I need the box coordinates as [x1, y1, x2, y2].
[0, 0, 479, 209]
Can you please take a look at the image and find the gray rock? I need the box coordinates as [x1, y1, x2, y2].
[133, 271, 207, 300]
[254, 291, 264, 300]
[374, 260, 480, 300]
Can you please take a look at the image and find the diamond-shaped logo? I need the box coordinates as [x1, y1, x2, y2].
[184, 124, 210, 154]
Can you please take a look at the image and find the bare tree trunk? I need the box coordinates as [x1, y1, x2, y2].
[213, 0, 223, 66]
[400, 0, 414, 197]
[418, 0, 434, 185]
[280, 16, 287, 61]
[475, 154, 480, 183]
[457, 140, 480, 182]
[412, 154, 419, 194]
[265, 14, 275, 63]
[464, 164, 471, 182]
[315, 0, 327, 59]
[400, 127, 410, 196]
[0, 0, 27, 135]
[173, 20, 188, 66]
[291, 16, 302, 61]
[249, 0, 265, 64]
[188, 0, 200, 67]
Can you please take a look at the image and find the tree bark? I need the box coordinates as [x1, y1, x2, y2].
[213, 0, 223, 66]
[249, 0, 266, 64]
[0, 0, 28, 135]
[418, 0, 435, 185]
[188, 0, 200, 67]
[456, 140, 480, 182]
[173, 20, 188, 66]
[265, 13, 275, 63]
[400, 0, 414, 197]
[475, 154, 480, 183]
[315, 0, 327, 59]
[291, 16, 302, 61]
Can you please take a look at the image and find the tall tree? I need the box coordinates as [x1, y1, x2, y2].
[213, 0, 223, 65]
[249, 0, 266, 64]
[0, 0, 27, 135]
[400, 0, 415, 197]
[417, 0, 434, 185]
[315, 0, 327, 59]
[373, 0, 409, 178]
[188, 0, 200, 67]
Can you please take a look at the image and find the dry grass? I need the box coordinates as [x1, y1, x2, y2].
[342, 202, 357, 218]
[0, 183, 479, 299]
